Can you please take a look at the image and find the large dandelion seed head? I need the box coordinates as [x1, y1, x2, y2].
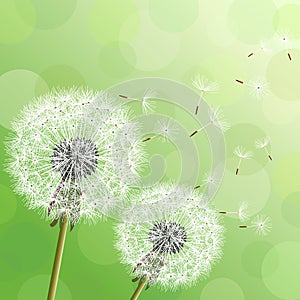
[5, 87, 146, 226]
[115, 184, 224, 290]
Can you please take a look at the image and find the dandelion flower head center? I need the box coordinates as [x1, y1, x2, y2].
[51, 137, 99, 180]
[149, 221, 187, 254]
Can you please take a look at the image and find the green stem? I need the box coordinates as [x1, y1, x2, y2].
[130, 276, 147, 300]
[47, 216, 68, 300]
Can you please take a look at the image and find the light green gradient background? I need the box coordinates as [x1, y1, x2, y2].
[0, 1, 300, 299]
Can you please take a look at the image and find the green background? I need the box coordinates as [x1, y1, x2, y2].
[1, 0, 300, 299]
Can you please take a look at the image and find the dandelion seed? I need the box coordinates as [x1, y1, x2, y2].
[276, 31, 293, 61]
[119, 88, 156, 113]
[247, 41, 270, 58]
[115, 184, 224, 294]
[255, 136, 273, 161]
[143, 118, 178, 143]
[235, 78, 269, 99]
[190, 107, 230, 138]
[192, 76, 219, 115]
[219, 201, 249, 221]
[239, 215, 272, 236]
[234, 146, 253, 175]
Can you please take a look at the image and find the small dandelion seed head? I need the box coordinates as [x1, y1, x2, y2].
[255, 136, 270, 149]
[251, 215, 272, 236]
[237, 201, 249, 222]
[154, 118, 178, 142]
[192, 76, 219, 94]
[208, 107, 230, 132]
[248, 78, 269, 99]
[234, 146, 253, 159]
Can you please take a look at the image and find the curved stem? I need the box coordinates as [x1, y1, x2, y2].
[130, 276, 147, 300]
[47, 215, 68, 300]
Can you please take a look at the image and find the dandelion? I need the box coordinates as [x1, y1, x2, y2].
[190, 107, 230, 138]
[219, 201, 249, 221]
[234, 146, 253, 175]
[255, 136, 273, 161]
[119, 88, 156, 113]
[192, 76, 219, 115]
[235, 78, 269, 99]
[142, 118, 178, 143]
[239, 215, 272, 236]
[115, 184, 224, 298]
[247, 41, 270, 58]
[5, 87, 145, 300]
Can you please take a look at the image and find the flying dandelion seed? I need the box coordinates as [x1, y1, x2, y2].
[115, 184, 224, 298]
[239, 215, 272, 236]
[234, 146, 253, 175]
[275, 31, 293, 61]
[119, 88, 156, 113]
[255, 136, 273, 161]
[142, 118, 178, 143]
[5, 87, 145, 300]
[190, 107, 230, 138]
[247, 41, 270, 58]
[235, 78, 269, 99]
[192, 76, 219, 115]
[219, 201, 249, 221]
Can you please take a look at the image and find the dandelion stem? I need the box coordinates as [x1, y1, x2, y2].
[48, 215, 68, 300]
[130, 276, 148, 300]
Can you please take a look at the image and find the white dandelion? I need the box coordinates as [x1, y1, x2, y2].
[192, 76, 219, 115]
[235, 78, 269, 99]
[115, 184, 224, 298]
[239, 215, 272, 236]
[5, 87, 145, 300]
[190, 107, 230, 138]
[219, 201, 249, 222]
[255, 136, 273, 161]
[119, 88, 156, 113]
[234, 146, 253, 175]
[142, 118, 178, 143]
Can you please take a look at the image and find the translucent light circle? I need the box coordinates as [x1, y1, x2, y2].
[17, 275, 72, 300]
[272, 152, 300, 198]
[77, 219, 118, 265]
[262, 93, 300, 124]
[38, 64, 86, 88]
[0, 0, 35, 45]
[16, 0, 77, 30]
[228, 0, 277, 43]
[241, 241, 274, 278]
[0, 184, 17, 224]
[88, 0, 140, 44]
[266, 50, 300, 101]
[0, 69, 48, 128]
[262, 241, 300, 299]
[273, 4, 300, 38]
[0, 223, 51, 273]
[200, 278, 245, 300]
[148, 0, 199, 32]
[99, 42, 136, 78]
[119, 11, 180, 71]
[281, 192, 300, 227]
